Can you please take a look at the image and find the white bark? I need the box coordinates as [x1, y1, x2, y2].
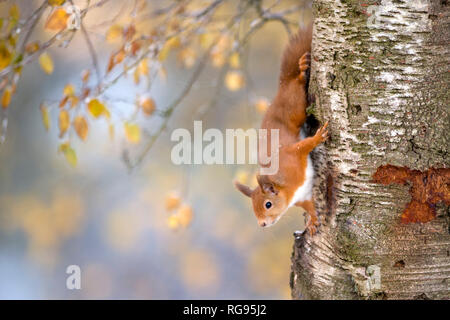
[291, 0, 449, 300]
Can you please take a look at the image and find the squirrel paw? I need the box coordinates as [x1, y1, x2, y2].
[306, 214, 320, 236]
[314, 121, 329, 144]
[298, 52, 311, 83]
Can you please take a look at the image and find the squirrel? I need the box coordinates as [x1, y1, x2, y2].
[234, 24, 329, 235]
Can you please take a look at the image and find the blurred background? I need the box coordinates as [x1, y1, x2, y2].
[0, 0, 312, 299]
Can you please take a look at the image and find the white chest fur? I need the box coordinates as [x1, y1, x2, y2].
[288, 154, 314, 208]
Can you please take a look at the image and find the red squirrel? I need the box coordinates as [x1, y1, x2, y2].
[234, 25, 328, 235]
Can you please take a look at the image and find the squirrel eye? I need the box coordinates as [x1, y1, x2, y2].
[265, 201, 272, 209]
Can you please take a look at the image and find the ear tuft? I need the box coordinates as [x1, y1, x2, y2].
[234, 181, 253, 198]
[257, 175, 278, 195]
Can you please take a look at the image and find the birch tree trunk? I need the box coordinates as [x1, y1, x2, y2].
[290, 0, 449, 300]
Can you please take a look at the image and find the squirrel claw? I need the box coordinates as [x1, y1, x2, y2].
[306, 215, 320, 236]
[314, 121, 330, 144]
[298, 52, 311, 83]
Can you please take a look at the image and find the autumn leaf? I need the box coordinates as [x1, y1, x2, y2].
[106, 24, 123, 43]
[255, 97, 270, 113]
[45, 8, 69, 32]
[159, 36, 181, 62]
[9, 5, 20, 20]
[1, 87, 12, 109]
[73, 116, 88, 141]
[176, 205, 193, 227]
[138, 59, 149, 76]
[133, 68, 140, 84]
[229, 52, 240, 68]
[139, 97, 156, 116]
[165, 192, 181, 211]
[58, 110, 70, 137]
[39, 52, 54, 74]
[167, 215, 180, 230]
[124, 123, 140, 144]
[69, 96, 79, 108]
[199, 33, 214, 49]
[40, 103, 50, 131]
[59, 143, 77, 167]
[0, 43, 12, 70]
[107, 49, 126, 73]
[87, 99, 110, 119]
[234, 170, 249, 185]
[225, 71, 245, 91]
[63, 84, 75, 97]
[59, 95, 69, 108]
[48, 0, 66, 5]
[7, 5, 20, 32]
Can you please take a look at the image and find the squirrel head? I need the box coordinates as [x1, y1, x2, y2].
[234, 175, 289, 227]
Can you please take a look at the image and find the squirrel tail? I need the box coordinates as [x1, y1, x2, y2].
[279, 23, 313, 84]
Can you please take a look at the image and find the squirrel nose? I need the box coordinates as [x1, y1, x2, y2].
[260, 222, 267, 227]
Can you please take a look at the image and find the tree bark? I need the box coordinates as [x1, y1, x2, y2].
[291, 0, 449, 300]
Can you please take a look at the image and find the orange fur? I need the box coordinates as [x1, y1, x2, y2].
[235, 24, 329, 235]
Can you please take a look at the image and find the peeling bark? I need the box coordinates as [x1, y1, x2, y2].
[291, 0, 450, 300]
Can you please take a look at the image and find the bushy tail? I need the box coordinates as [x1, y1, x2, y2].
[279, 24, 313, 84]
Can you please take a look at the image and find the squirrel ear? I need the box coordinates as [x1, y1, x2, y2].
[234, 181, 253, 198]
[257, 175, 278, 195]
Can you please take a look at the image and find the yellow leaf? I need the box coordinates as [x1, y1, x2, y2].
[69, 96, 79, 108]
[255, 97, 270, 114]
[7, 5, 19, 32]
[1, 87, 12, 109]
[106, 25, 123, 43]
[159, 36, 181, 62]
[139, 97, 155, 116]
[63, 84, 75, 96]
[225, 71, 245, 91]
[229, 52, 240, 68]
[138, 59, 149, 76]
[40, 103, 50, 131]
[199, 33, 214, 49]
[176, 205, 193, 227]
[58, 110, 70, 137]
[73, 116, 88, 141]
[133, 67, 140, 85]
[9, 5, 20, 21]
[234, 170, 249, 185]
[124, 123, 140, 144]
[59, 143, 77, 167]
[45, 8, 69, 32]
[0, 43, 12, 70]
[39, 52, 54, 74]
[48, 0, 66, 5]
[167, 215, 180, 230]
[87, 99, 109, 118]
[165, 192, 181, 211]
